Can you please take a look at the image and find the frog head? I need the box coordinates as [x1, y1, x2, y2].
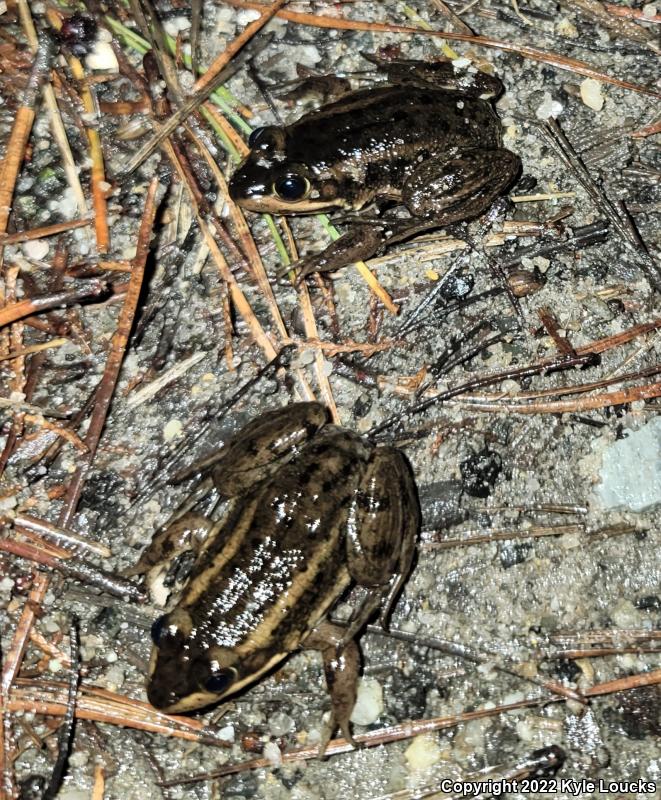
[229, 125, 349, 214]
[147, 608, 287, 712]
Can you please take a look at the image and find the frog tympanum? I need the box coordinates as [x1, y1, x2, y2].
[139, 402, 419, 752]
[229, 54, 521, 278]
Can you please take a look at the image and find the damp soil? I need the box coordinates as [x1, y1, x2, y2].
[1, 1, 660, 799]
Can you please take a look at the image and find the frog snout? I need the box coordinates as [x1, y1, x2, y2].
[146, 678, 179, 710]
[228, 168, 268, 202]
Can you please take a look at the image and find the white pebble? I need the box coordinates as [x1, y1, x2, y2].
[218, 724, 235, 742]
[535, 93, 564, 120]
[237, 9, 261, 25]
[405, 734, 442, 771]
[580, 78, 604, 111]
[164, 16, 191, 37]
[350, 677, 384, 726]
[85, 41, 119, 72]
[263, 741, 282, 766]
[22, 239, 49, 260]
[163, 419, 183, 442]
[269, 711, 295, 737]
[642, 4, 657, 18]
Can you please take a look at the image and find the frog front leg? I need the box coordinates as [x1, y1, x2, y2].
[127, 512, 216, 608]
[342, 447, 420, 643]
[304, 621, 361, 756]
[403, 147, 521, 224]
[277, 224, 388, 281]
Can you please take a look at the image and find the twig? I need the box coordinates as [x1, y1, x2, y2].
[543, 119, 660, 289]
[117, 0, 289, 176]
[42, 618, 80, 800]
[9, 679, 232, 745]
[17, 0, 88, 216]
[0, 281, 107, 328]
[0, 218, 92, 245]
[159, 664, 661, 785]
[0, 538, 145, 601]
[451, 380, 661, 414]
[0, 35, 55, 239]
[14, 514, 112, 558]
[58, 178, 160, 527]
[1, 572, 50, 694]
[422, 523, 585, 549]
[46, 9, 110, 251]
[221, 1, 661, 98]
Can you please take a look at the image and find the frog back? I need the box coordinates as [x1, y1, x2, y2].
[179, 427, 370, 653]
[286, 85, 502, 173]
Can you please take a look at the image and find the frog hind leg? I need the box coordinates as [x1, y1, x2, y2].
[181, 402, 329, 497]
[342, 447, 420, 642]
[304, 621, 361, 756]
[403, 147, 521, 223]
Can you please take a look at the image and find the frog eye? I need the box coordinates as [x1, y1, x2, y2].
[150, 615, 168, 646]
[248, 126, 266, 148]
[203, 665, 237, 695]
[273, 173, 310, 201]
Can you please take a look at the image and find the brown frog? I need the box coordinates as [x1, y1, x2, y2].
[229, 55, 521, 278]
[138, 402, 419, 752]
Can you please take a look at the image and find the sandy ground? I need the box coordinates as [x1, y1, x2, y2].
[1, 1, 660, 798]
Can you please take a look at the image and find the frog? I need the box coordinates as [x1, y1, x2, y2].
[228, 53, 521, 279]
[139, 402, 420, 752]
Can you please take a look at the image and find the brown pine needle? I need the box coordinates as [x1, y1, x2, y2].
[9, 679, 230, 745]
[160, 665, 661, 786]
[0, 337, 68, 362]
[422, 523, 585, 549]
[222, 0, 660, 99]
[14, 514, 112, 558]
[162, 138, 279, 363]
[22, 414, 88, 453]
[17, 0, 88, 216]
[118, 0, 289, 176]
[58, 179, 160, 527]
[0, 538, 144, 600]
[0, 281, 107, 328]
[582, 668, 661, 696]
[452, 380, 661, 414]
[0, 37, 53, 239]
[0, 218, 93, 245]
[1, 572, 50, 693]
[91, 764, 105, 800]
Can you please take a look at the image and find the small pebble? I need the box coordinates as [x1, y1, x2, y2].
[218, 724, 235, 742]
[85, 41, 119, 72]
[164, 16, 191, 36]
[350, 677, 384, 726]
[263, 741, 282, 767]
[642, 3, 657, 18]
[163, 419, 183, 442]
[22, 239, 49, 260]
[405, 733, 442, 771]
[69, 751, 89, 767]
[556, 17, 578, 37]
[236, 9, 261, 25]
[535, 94, 563, 120]
[580, 78, 605, 111]
[268, 711, 295, 737]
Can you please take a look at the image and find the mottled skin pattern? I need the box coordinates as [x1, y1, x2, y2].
[143, 403, 419, 751]
[228, 58, 521, 276]
[229, 86, 504, 211]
